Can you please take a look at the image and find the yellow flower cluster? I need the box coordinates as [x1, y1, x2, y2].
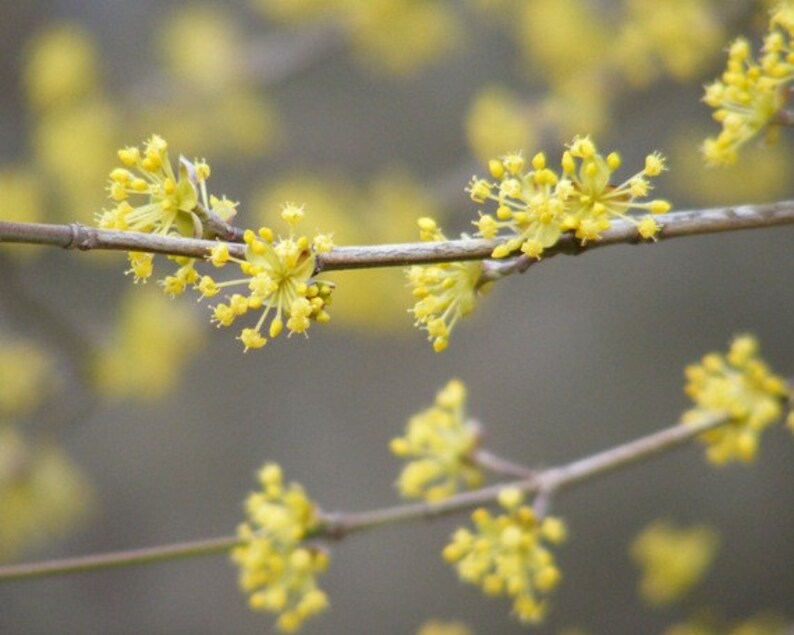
[470, 137, 670, 260]
[443, 487, 566, 624]
[202, 205, 334, 351]
[97, 135, 237, 284]
[390, 379, 482, 501]
[405, 218, 486, 352]
[682, 335, 789, 465]
[702, 4, 794, 166]
[630, 520, 719, 607]
[231, 463, 329, 632]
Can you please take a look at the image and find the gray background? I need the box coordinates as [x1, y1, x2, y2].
[1, 1, 792, 634]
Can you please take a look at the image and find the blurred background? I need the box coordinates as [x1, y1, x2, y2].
[1, 0, 793, 633]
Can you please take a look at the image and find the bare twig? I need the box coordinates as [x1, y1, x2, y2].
[1, 201, 792, 276]
[0, 413, 726, 582]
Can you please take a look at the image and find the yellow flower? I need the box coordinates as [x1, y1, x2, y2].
[98, 135, 239, 287]
[391, 379, 482, 501]
[443, 487, 566, 625]
[470, 140, 670, 258]
[702, 8, 794, 166]
[682, 335, 789, 465]
[631, 520, 719, 606]
[231, 463, 329, 632]
[204, 209, 333, 351]
[406, 218, 485, 352]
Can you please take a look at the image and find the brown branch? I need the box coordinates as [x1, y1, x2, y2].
[0, 413, 726, 582]
[1, 201, 793, 276]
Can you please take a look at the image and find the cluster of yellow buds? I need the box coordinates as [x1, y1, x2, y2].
[469, 137, 670, 259]
[630, 520, 719, 606]
[702, 4, 794, 165]
[201, 204, 334, 351]
[231, 463, 329, 632]
[390, 379, 482, 501]
[443, 486, 566, 624]
[682, 335, 789, 464]
[97, 135, 237, 283]
[405, 218, 486, 352]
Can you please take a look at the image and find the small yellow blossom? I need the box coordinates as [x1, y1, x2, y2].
[702, 6, 794, 166]
[405, 218, 485, 352]
[443, 487, 566, 625]
[391, 379, 482, 501]
[631, 520, 719, 607]
[682, 335, 789, 465]
[204, 212, 333, 351]
[98, 135, 239, 288]
[231, 463, 329, 632]
[470, 140, 670, 258]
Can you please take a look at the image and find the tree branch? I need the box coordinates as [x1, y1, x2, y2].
[1, 201, 793, 275]
[0, 414, 726, 582]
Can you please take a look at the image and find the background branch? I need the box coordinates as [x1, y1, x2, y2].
[0, 413, 726, 583]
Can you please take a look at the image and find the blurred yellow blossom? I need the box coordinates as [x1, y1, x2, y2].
[0, 166, 45, 225]
[159, 5, 242, 92]
[348, 0, 462, 75]
[682, 335, 789, 465]
[416, 620, 474, 635]
[516, 0, 609, 88]
[631, 520, 719, 607]
[253, 0, 461, 75]
[33, 98, 118, 222]
[92, 286, 204, 400]
[23, 23, 100, 112]
[613, 0, 724, 87]
[443, 487, 566, 624]
[231, 463, 329, 632]
[0, 427, 93, 561]
[391, 379, 482, 501]
[465, 86, 537, 163]
[0, 339, 57, 420]
[668, 127, 793, 206]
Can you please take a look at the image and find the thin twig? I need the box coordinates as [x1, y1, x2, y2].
[0, 414, 726, 582]
[1, 201, 793, 276]
[471, 449, 536, 479]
